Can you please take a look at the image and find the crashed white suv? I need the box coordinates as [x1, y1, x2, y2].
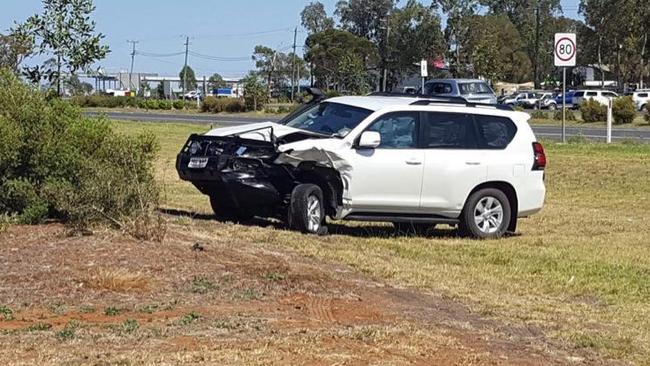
[176, 91, 546, 239]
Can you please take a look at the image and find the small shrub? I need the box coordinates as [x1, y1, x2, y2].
[180, 312, 201, 325]
[191, 277, 216, 294]
[264, 272, 286, 281]
[0, 305, 13, 320]
[645, 104, 650, 123]
[580, 99, 607, 122]
[553, 108, 577, 121]
[79, 306, 96, 314]
[157, 100, 173, 110]
[104, 306, 122, 316]
[612, 96, 636, 124]
[120, 319, 139, 334]
[201, 96, 219, 112]
[55, 321, 78, 341]
[172, 100, 185, 110]
[529, 110, 548, 119]
[26, 322, 52, 332]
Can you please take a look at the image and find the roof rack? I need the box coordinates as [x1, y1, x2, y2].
[367, 91, 514, 111]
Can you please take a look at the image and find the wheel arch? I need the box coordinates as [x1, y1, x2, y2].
[293, 164, 344, 217]
[466, 181, 519, 233]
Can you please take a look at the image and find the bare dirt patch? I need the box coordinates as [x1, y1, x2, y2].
[0, 223, 617, 365]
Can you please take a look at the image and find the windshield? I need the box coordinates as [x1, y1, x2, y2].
[283, 102, 373, 137]
[459, 82, 492, 95]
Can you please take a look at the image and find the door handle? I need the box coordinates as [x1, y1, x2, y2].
[465, 161, 481, 165]
[406, 159, 422, 165]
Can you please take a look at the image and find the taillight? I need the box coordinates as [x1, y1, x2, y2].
[532, 142, 546, 170]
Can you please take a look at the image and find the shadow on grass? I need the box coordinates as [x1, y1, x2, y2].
[160, 207, 464, 239]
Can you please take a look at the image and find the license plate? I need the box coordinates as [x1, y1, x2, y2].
[188, 157, 208, 169]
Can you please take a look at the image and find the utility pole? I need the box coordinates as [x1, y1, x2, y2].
[127, 40, 139, 92]
[534, 5, 540, 89]
[291, 27, 298, 102]
[182, 36, 190, 96]
[382, 25, 391, 92]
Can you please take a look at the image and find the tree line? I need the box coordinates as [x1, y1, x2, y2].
[249, 0, 649, 93]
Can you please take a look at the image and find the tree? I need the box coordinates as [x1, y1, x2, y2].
[385, 0, 446, 88]
[0, 33, 32, 72]
[439, 0, 480, 77]
[179, 65, 197, 92]
[242, 72, 267, 111]
[65, 74, 93, 95]
[13, 0, 109, 95]
[252, 45, 277, 97]
[301, 2, 335, 34]
[335, 0, 395, 43]
[305, 29, 379, 93]
[208, 73, 226, 90]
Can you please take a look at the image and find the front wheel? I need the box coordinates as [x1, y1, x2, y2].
[459, 188, 511, 239]
[548, 103, 557, 111]
[287, 184, 326, 234]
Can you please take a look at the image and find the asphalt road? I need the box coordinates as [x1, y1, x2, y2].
[87, 110, 650, 142]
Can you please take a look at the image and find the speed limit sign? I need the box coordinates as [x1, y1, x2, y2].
[554, 33, 576, 67]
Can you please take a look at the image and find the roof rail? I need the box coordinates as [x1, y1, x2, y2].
[367, 91, 513, 111]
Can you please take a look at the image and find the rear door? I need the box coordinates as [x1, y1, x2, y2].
[419, 112, 487, 216]
[345, 111, 425, 212]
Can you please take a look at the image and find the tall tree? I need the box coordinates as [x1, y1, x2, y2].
[65, 74, 93, 95]
[301, 2, 335, 34]
[208, 73, 227, 90]
[0, 33, 33, 72]
[13, 0, 109, 95]
[252, 45, 277, 96]
[179, 65, 197, 92]
[385, 0, 446, 88]
[439, 0, 480, 77]
[305, 29, 379, 93]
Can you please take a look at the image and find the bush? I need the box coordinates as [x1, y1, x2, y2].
[580, 99, 607, 122]
[529, 110, 548, 119]
[646, 104, 650, 123]
[553, 108, 577, 121]
[0, 69, 162, 237]
[172, 100, 185, 110]
[612, 96, 636, 124]
[201, 97, 246, 113]
[157, 100, 173, 110]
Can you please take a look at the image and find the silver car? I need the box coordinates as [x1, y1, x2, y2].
[422, 79, 497, 104]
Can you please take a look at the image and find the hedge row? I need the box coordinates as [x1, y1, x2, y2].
[580, 96, 636, 124]
[71, 95, 197, 110]
[201, 96, 247, 113]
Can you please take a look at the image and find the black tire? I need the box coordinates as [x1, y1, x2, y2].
[548, 103, 557, 111]
[287, 184, 326, 234]
[459, 188, 511, 239]
[393, 222, 435, 236]
[209, 196, 254, 223]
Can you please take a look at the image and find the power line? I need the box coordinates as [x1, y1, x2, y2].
[136, 51, 185, 57]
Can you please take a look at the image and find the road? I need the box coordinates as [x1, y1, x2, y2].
[87, 110, 650, 142]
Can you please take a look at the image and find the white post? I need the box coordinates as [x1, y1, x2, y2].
[606, 99, 613, 143]
[421, 77, 425, 94]
[562, 67, 566, 143]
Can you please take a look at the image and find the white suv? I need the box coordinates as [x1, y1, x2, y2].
[625, 90, 650, 111]
[176, 92, 546, 239]
[573, 90, 618, 107]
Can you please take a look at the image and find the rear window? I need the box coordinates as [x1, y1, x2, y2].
[423, 113, 477, 149]
[425, 82, 453, 94]
[459, 82, 492, 95]
[474, 115, 517, 149]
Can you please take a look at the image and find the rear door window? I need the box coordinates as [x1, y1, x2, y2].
[426, 83, 453, 94]
[586, 91, 598, 97]
[638, 93, 649, 98]
[474, 115, 518, 149]
[574, 91, 584, 97]
[423, 112, 477, 149]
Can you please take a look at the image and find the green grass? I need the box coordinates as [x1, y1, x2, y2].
[112, 119, 650, 365]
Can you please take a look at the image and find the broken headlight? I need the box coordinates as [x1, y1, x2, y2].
[231, 158, 261, 171]
[188, 141, 202, 155]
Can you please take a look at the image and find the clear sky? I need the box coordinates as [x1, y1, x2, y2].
[1, 0, 582, 79]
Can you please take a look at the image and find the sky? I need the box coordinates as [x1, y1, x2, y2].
[1, 0, 582, 79]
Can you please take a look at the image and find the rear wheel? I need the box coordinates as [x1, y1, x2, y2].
[209, 196, 255, 223]
[459, 188, 511, 239]
[287, 184, 326, 234]
[393, 222, 435, 236]
[548, 103, 557, 111]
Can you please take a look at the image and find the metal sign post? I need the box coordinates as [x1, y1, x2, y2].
[607, 99, 613, 143]
[420, 60, 428, 92]
[554, 33, 577, 143]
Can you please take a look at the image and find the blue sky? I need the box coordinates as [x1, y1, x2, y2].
[1, 0, 581, 79]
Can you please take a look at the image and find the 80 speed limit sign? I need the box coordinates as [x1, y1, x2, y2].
[554, 33, 576, 67]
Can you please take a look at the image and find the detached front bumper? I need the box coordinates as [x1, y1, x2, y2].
[176, 153, 283, 209]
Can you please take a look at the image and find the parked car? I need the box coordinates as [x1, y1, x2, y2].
[572, 90, 618, 108]
[624, 90, 650, 111]
[553, 90, 575, 108]
[501, 91, 540, 108]
[422, 79, 497, 104]
[183, 90, 203, 100]
[535, 92, 555, 110]
[176, 90, 546, 239]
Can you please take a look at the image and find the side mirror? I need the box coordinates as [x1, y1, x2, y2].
[357, 131, 381, 149]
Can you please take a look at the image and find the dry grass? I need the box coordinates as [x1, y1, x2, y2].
[109, 120, 650, 365]
[82, 268, 150, 292]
